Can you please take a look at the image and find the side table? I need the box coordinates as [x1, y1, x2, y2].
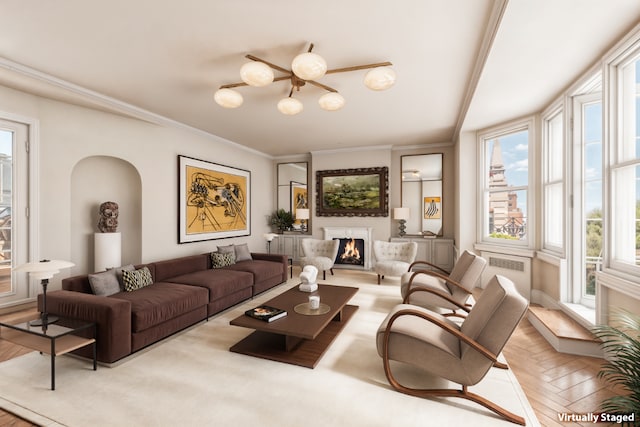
[0, 317, 97, 390]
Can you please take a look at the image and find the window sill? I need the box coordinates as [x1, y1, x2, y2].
[473, 242, 535, 258]
[560, 302, 595, 328]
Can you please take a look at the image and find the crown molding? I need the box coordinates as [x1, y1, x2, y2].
[0, 56, 272, 159]
[452, 0, 509, 142]
[310, 144, 393, 156]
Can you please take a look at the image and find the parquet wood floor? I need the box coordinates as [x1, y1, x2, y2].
[0, 309, 623, 426]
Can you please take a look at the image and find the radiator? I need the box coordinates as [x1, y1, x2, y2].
[479, 251, 532, 300]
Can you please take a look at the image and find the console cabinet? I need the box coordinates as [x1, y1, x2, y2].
[390, 237, 454, 272]
[275, 233, 311, 264]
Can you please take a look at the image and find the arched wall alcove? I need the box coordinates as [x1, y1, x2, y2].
[70, 155, 142, 273]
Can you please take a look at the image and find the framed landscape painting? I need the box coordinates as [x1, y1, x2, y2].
[316, 167, 388, 217]
[178, 155, 251, 243]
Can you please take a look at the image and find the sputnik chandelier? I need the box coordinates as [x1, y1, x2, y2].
[214, 43, 396, 115]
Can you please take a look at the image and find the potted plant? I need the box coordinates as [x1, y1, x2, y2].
[591, 309, 640, 423]
[269, 209, 294, 233]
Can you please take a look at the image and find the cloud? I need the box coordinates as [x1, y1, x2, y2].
[509, 159, 528, 172]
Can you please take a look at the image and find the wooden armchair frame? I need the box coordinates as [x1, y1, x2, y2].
[403, 269, 473, 318]
[407, 260, 450, 275]
[380, 308, 525, 425]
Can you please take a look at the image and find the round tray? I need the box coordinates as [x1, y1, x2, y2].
[294, 302, 331, 316]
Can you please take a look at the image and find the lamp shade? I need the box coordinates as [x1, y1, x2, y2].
[296, 208, 310, 220]
[291, 52, 327, 81]
[393, 207, 410, 220]
[14, 259, 75, 280]
[240, 61, 274, 87]
[318, 92, 345, 111]
[214, 88, 243, 108]
[364, 66, 396, 91]
[263, 233, 279, 242]
[277, 97, 303, 115]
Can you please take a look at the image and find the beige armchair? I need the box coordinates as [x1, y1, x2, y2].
[400, 250, 486, 317]
[377, 275, 529, 425]
[372, 240, 418, 284]
[300, 239, 339, 280]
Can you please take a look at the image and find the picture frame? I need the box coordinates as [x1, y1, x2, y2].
[178, 155, 251, 243]
[316, 167, 388, 217]
[424, 196, 442, 219]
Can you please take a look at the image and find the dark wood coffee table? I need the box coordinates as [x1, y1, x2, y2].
[229, 284, 358, 368]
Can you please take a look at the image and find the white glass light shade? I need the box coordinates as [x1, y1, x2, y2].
[214, 88, 243, 108]
[364, 66, 396, 91]
[277, 97, 303, 115]
[263, 233, 279, 242]
[291, 52, 327, 81]
[393, 207, 410, 220]
[240, 61, 274, 87]
[318, 92, 345, 111]
[14, 259, 75, 279]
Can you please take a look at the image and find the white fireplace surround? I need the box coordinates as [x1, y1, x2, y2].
[323, 227, 373, 270]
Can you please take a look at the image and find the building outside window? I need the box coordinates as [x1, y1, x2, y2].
[479, 121, 532, 246]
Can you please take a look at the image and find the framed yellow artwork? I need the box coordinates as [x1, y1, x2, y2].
[178, 155, 250, 243]
[424, 196, 441, 219]
[291, 181, 308, 224]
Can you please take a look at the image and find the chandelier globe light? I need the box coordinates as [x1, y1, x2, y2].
[318, 92, 345, 111]
[364, 66, 396, 91]
[215, 43, 394, 115]
[240, 61, 275, 87]
[291, 52, 327, 81]
[277, 97, 303, 115]
[214, 88, 243, 108]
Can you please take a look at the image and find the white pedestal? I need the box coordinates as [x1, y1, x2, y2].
[94, 232, 121, 272]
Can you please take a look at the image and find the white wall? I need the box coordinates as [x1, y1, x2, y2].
[0, 84, 274, 290]
[455, 131, 477, 253]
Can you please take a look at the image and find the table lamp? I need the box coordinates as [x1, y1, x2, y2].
[14, 259, 75, 326]
[296, 208, 310, 232]
[263, 233, 279, 254]
[393, 207, 410, 237]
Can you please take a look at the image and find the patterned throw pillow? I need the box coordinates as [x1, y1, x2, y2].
[122, 267, 153, 292]
[211, 251, 235, 268]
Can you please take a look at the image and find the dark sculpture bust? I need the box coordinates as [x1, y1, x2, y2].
[98, 201, 119, 233]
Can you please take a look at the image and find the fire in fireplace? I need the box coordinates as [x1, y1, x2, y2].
[334, 238, 365, 266]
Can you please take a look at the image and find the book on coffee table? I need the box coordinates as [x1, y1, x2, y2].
[245, 305, 287, 322]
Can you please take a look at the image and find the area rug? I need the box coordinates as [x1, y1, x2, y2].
[0, 270, 539, 426]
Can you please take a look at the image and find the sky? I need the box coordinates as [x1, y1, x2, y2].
[0, 130, 11, 156]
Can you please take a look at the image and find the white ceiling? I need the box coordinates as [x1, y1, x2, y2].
[1, 0, 639, 157]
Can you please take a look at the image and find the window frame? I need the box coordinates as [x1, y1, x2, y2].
[605, 40, 640, 278]
[477, 117, 535, 248]
[541, 105, 566, 255]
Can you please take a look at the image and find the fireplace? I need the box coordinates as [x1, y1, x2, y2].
[334, 238, 365, 267]
[323, 227, 373, 270]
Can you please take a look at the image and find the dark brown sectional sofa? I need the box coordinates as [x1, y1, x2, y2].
[44, 251, 287, 364]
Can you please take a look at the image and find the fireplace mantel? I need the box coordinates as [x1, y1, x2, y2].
[323, 227, 373, 270]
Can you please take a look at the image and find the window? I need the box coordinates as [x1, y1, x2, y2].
[543, 109, 564, 252]
[609, 54, 640, 275]
[0, 117, 31, 307]
[478, 120, 533, 246]
[572, 93, 603, 303]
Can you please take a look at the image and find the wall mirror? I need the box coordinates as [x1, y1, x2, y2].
[277, 162, 309, 231]
[401, 154, 443, 236]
